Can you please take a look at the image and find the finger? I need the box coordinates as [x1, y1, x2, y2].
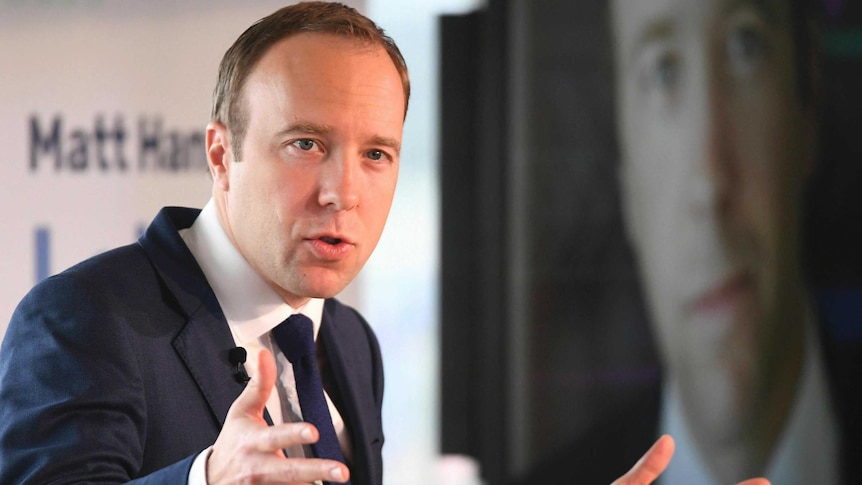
[612, 434, 675, 485]
[266, 457, 350, 484]
[254, 422, 321, 454]
[737, 480, 770, 485]
[228, 348, 277, 420]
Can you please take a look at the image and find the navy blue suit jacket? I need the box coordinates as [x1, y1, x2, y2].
[0, 207, 384, 484]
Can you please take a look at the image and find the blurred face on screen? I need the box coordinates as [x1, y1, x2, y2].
[611, 0, 813, 450]
[207, 33, 403, 308]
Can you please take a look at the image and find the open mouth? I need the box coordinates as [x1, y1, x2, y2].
[308, 235, 353, 260]
[320, 236, 343, 245]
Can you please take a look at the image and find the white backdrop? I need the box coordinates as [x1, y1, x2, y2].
[0, 1, 461, 483]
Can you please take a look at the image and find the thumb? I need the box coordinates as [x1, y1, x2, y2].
[228, 348, 277, 420]
[612, 434, 675, 485]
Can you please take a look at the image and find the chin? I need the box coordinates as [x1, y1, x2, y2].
[297, 283, 347, 300]
[298, 270, 354, 299]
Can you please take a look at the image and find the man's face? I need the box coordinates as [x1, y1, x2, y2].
[209, 33, 404, 307]
[611, 0, 812, 426]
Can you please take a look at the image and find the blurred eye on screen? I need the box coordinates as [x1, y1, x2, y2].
[725, 15, 771, 81]
[636, 44, 681, 104]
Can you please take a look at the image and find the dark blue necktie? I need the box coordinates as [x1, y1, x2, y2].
[271, 314, 350, 484]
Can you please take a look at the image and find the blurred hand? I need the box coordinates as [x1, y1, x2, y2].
[207, 348, 349, 484]
[611, 435, 770, 485]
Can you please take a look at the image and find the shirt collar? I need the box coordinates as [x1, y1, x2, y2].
[178, 199, 324, 344]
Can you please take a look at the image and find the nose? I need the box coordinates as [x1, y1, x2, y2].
[689, 61, 737, 219]
[318, 153, 359, 211]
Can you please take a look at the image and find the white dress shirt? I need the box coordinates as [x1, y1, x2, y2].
[659, 310, 838, 485]
[180, 200, 351, 484]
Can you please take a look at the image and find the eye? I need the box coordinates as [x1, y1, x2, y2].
[725, 19, 770, 80]
[293, 139, 316, 151]
[652, 53, 679, 90]
[367, 149, 385, 161]
[728, 26, 766, 61]
[637, 45, 681, 96]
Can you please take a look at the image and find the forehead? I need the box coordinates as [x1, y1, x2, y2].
[250, 32, 391, 86]
[242, 32, 405, 123]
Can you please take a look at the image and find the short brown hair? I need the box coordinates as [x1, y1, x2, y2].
[211, 1, 410, 158]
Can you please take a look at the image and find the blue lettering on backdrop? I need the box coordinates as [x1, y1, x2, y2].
[138, 116, 207, 171]
[29, 115, 61, 170]
[30, 114, 128, 172]
[29, 113, 205, 173]
[34, 227, 50, 282]
[33, 223, 147, 283]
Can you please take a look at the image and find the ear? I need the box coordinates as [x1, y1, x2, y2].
[207, 121, 232, 191]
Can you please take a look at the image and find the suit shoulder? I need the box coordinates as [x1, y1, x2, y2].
[60, 242, 151, 286]
[7, 241, 177, 347]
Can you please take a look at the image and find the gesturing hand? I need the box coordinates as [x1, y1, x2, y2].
[612, 435, 770, 485]
[207, 348, 349, 484]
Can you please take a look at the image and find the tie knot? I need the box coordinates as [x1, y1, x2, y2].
[272, 313, 315, 363]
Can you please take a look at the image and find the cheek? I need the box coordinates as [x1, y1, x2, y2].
[622, 159, 679, 277]
[622, 175, 677, 311]
[365, 174, 398, 218]
[734, 110, 802, 246]
[231, 167, 293, 243]
[642, 247, 681, 335]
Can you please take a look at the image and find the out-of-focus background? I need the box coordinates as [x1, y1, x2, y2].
[3, 1, 862, 484]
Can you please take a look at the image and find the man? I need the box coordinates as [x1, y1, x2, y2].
[0, 3, 407, 484]
[611, 0, 858, 483]
[0, 2, 767, 484]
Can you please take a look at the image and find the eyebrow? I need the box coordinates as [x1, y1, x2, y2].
[721, 0, 780, 25]
[626, 15, 676, 67]
[276, 121, 332, 138]
[276, 121, 401, 155]
[369, 135, 402, 155]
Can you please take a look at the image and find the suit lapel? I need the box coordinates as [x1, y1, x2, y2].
[320, 300, 380, 485]
[173, 311, 245, 427]
[139, 207, 245, 427]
